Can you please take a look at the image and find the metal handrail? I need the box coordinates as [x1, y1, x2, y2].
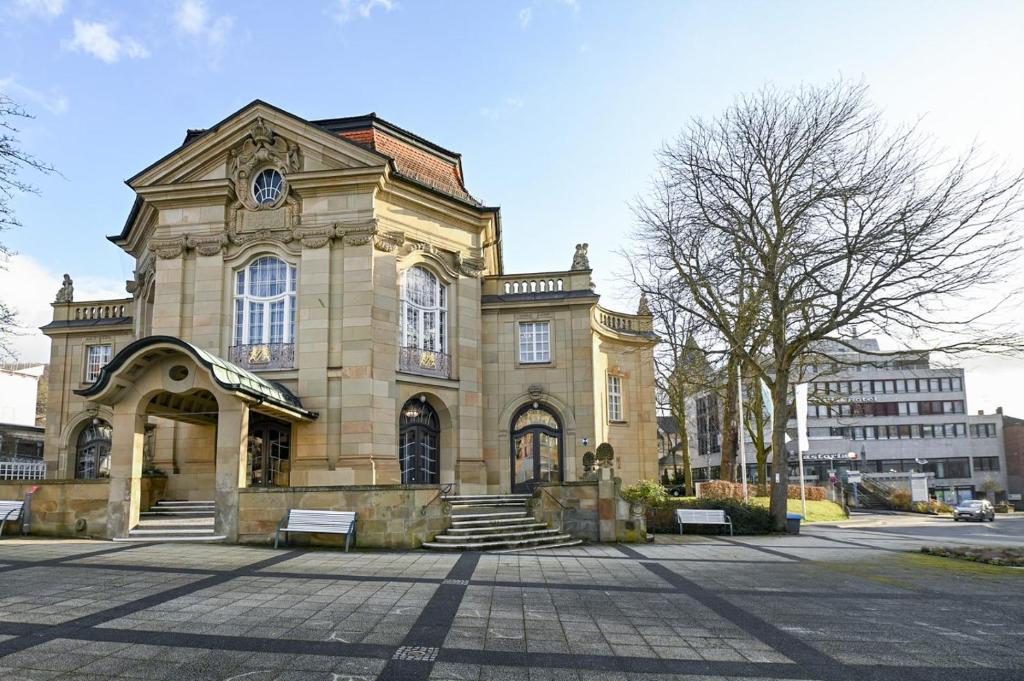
[533, 485, 567, 531]
[421, 483, 454, 516]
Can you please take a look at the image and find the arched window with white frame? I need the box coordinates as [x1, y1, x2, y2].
[399, 266, 449, 377]
[232, 256, 297, 369]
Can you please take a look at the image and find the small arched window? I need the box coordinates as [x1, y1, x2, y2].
[75, 420, 112, 479]
[401, 266, 447, 353]
[233, 256, 297, 346]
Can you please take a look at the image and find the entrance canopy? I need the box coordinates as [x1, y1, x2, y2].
[74, 335, 317, 422]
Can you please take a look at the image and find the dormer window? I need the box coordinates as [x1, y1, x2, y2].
[252, 169, 284, 206]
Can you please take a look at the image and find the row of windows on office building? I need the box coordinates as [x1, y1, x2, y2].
[811, 376, 962, 396]
[808, 400, 966, 418]
[810, 422, 999, 440]
[867, 456, 999, 478]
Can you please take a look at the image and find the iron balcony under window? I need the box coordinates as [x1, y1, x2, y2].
[399, 346, 451, 379]
[229, 343, 295, 371]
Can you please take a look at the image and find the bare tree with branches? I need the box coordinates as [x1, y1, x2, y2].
[632, 80, 1024, 530]
[0, 94, 56, 358]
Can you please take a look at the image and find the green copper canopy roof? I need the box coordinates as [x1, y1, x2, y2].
[74, 335, 317, 420]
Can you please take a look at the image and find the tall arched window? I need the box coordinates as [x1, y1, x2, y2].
[75, 420, 112, 479]
[233, 256, 297, 346]
[399, 266, 449, 377]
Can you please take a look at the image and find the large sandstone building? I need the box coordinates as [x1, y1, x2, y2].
[38, 101, 657, 542]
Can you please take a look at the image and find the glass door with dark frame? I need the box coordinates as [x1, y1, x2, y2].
[247, 416, 291, 487]
[399, 399, 440, 484]
[510, 405, 562, 493]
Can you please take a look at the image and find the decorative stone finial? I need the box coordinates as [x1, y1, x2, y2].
[54, 274, 74, 303]
[570, 243, 590, 270]
[637, 293, 651, 316]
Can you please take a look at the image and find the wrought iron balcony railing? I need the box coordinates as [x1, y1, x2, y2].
[228, 343, 295, 371]
[399, 346, 451, 379]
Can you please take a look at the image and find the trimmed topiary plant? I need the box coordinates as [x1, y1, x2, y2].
[596, 442, 614, 467]
[582, 451, 596, 472]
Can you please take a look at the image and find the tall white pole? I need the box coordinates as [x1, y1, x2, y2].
[795, 383, 809, 518]
[737, 364, 749, 502]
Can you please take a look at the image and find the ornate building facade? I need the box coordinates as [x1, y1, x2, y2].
[38, 101, 657, 541]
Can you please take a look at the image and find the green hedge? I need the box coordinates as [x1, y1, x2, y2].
[647, 498, 774, 535]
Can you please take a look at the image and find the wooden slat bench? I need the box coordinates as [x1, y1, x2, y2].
[274, 510, 357, 552]
[0, 500, 25, 538]
[675, 508, 733, 536]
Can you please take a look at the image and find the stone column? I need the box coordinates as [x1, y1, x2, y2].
[215, 404, 249, 541]
[294, 243, 331, 483]
[106, 410, 147, 539]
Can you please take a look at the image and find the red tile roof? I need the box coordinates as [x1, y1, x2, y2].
[320, 116, 479, 205]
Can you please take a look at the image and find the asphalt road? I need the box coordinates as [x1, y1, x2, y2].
[841, 510, 1024, 543]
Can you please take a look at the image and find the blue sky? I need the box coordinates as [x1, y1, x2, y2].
[2, 0, 1024, 412]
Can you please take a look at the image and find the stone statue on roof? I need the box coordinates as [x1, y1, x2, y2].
[54, 274, 74, 303]
[570, 243, 590, 271]
[637, 293, 651, 316]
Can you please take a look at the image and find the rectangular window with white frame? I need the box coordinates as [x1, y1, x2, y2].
[607, 375, 624, 422]
[85, 344, 112, 382]
[518, 321, 551, 364]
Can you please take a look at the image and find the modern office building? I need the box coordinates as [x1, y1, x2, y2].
[686, 339, 1009, 503]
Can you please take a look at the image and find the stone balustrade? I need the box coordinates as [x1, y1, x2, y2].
[52, 298, 133, 323]
[595, 305, 654, 334]
[482, 270, 592, 297]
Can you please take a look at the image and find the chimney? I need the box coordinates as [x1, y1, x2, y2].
[997, 406, 1004, 415]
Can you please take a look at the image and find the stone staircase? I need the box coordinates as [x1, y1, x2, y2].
[114, 500, 225, 542]
[422, 494, 581, 552]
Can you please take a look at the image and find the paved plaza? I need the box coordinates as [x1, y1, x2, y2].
[0, 519, 1022, 680]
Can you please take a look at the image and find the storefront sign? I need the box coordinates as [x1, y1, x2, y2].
[791, 452, 858, 462]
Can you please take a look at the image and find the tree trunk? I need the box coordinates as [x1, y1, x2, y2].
[769, 365, 792, 531]
[671, 394, 695, 497]
[719, 358, 738, 481]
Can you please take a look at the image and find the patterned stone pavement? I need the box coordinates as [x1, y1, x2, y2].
[0, 522, 1021, 680]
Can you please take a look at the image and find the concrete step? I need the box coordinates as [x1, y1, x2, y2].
[446, 522, 548, 535]
[114, 534, 226, 543]
[422, 533, 577, 551]
[141, 510, 214, 518]
[451, 515, 534, 528]
[495, 540, 584, 553]
[432, 528, 564, 543]
[137, 516, 215, 528]
[450, 512, 528, 522]
[127, 527, 219, 536]
[444, 497, 532, 501]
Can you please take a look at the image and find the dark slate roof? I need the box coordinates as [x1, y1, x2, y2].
[74, 335, 316, 420]
[40, 317, 133, 332]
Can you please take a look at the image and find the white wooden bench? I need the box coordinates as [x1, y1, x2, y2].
[0, 500, 25, 538]
[675, 508, 733, 536]
[274, 510, 357, 551]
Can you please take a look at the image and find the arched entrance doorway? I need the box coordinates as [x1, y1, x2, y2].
[247, 415, 291, 487]
[399, 398, 440, 484]
[75, 420, 112, 479]
[510, 404, 562, 493]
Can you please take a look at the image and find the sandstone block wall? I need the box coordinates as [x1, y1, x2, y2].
[237, 484, 447, 549]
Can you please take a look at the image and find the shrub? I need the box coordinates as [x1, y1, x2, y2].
[646, 497, 774, 535]
[621, 479, 667, 509]
[581, 451, 596, 471]
[596, 442, 615, 465]
[889, 489, 912, 511]
[697, 480, 826, 501]
[912, 499, 954, 514]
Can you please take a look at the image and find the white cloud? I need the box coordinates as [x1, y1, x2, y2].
[0, 255, 125, 363]
[10, 0, 65, 19]
[65, 19, 150, 64]
[0, 75, 69, 115]
[333, 0, 395, 25]
[173, 0, 234, 62]
[480, 96, 525, 121]
[519, 7, 532, 28]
